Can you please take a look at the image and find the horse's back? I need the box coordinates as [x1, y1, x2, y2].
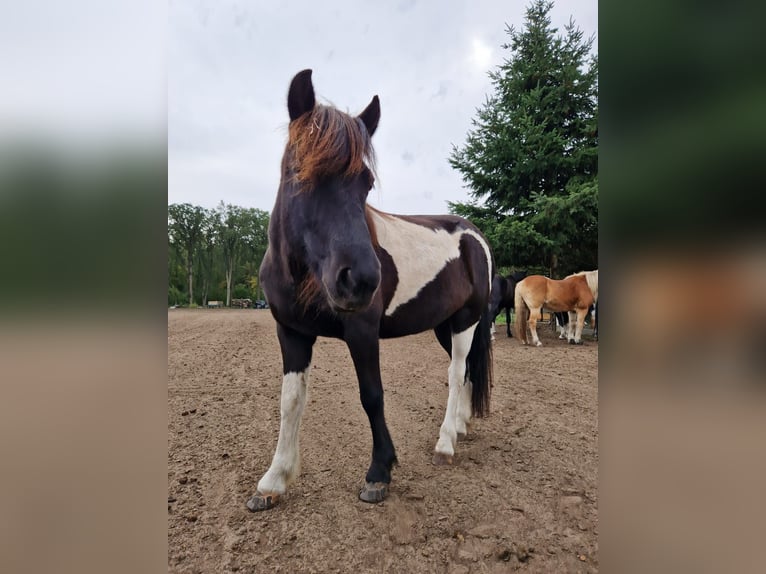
[369, 209, 493, 337]
[518, 274, 594, 311]
[516, 275, 550, 306]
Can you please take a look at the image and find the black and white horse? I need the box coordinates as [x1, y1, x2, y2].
[247, 70, 495, 510]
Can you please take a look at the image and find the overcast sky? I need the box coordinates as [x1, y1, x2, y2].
[168, 0, 597, 215]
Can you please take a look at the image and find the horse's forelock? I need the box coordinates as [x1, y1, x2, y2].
[287, 104, 377, 188]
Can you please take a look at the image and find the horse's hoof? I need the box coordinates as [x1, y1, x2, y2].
[569, 340, 583, 345]
[535, 342, 543, 347]
[359, 481, 388, 503]
[432, 452, 454, 465]
[246, 491, 280, 512]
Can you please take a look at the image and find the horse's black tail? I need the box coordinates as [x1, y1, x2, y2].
[467, 307, 493, 418]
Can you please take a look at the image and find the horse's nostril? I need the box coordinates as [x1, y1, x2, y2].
[337, 267, 354, 292]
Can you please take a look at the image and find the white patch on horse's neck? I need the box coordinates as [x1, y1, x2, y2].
[369, 211, 493, 317]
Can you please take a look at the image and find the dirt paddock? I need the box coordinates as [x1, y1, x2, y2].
[168, 309, 598, 573]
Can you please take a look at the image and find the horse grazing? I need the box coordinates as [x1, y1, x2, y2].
[514, 270, 598, 346]
[489, 270, 528, 338]
[248, 70, 495, 511]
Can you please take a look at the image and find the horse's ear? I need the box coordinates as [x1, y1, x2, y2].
[358, 95, 380, 136]
[288, 69, 315, 121]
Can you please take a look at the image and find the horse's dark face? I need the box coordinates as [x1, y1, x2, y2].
[287, 169, 380, 312]
[280, 69, 382, 313]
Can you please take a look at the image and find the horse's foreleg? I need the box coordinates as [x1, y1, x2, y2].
[570, 308, 588, 344]
[567, 311, 577, 342]
[528, 308, 543, 347]
[346, 332, 397, 503]
[434, 324, 476, 464]
[506, 307, 512, 337]
[247, 325, 315, 512]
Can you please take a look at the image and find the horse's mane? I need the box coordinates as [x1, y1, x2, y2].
[567, 270, 599, 300]
[287, 104, 377, 187]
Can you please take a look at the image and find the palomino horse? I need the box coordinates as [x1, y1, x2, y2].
[514, 270, 598, 346]
[489, 270, 527, 338]
[248, 70, 494, 511]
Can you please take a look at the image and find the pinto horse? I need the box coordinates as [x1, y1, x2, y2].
[247, 70, 494, 511]
[489, 270, 528, 338]
[514, 270, 598, 346]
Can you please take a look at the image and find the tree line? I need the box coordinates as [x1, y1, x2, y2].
[168, 202, 270, 307]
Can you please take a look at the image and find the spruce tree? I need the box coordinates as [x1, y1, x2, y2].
[449, 0, 597, 276]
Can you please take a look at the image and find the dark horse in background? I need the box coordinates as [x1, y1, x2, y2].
[248, 70, 495, 511]
[489, 270, 528, 338]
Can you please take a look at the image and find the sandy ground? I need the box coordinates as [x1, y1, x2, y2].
[168, 309, 598, 573]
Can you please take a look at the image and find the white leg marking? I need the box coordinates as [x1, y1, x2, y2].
[567, 311, 577, 341]
[529, 309, 542, 347]
[435, 325, 476, 456]
[456, 378, 473, 436]
[257, 366, 311, 494]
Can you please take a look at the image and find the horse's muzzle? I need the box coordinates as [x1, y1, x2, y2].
[329, 264, 380, 312]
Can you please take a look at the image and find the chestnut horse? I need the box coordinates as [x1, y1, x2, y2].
[514, 270, 598, 346]
[247, 70, 494, 511]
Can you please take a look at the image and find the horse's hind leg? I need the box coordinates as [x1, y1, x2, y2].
[528, 307, 543, 347]
[433, 323, 470, 439]
[248, 325, 315, 511]
[434, 322, 477, 465]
